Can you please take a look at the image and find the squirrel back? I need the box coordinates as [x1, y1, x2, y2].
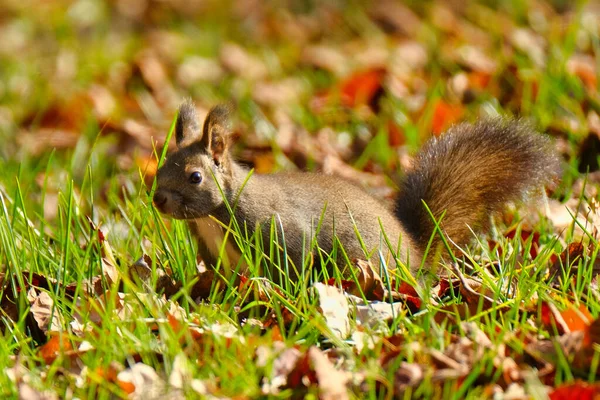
[153, 102, 560, 279]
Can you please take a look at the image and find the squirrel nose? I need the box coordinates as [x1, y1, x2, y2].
[153, 191, 167, 208]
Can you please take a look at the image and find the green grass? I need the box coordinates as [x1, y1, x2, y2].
[1, 0, 600, 398]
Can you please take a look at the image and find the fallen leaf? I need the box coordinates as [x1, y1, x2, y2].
[301, 45, 349, 77]
[561, 304, 593, 336]
[567, 54, 597, 91]
[92, 362, 135, 395]
[38, 333, 74, 365]
[430, 100, 464, 136]
[370, 0, 422, 37]
[176, 56, 224, 86]
[353, 298, 405, 328]
[339, 69, 385, 109]
[135, 50, 178, 108]
[309, 346, 349, 400]
[549, 381, 600, 400]
[220, 43, 268, 80]
[17, 383, 59, 400]
[511, 28, 546, 68]
[117, 363, 167, 399]
[252, 78, 305, 107]
[17, 128, 80, 156]
[392, 362, 424, 394]
[313, 283, 350, 340]
[259, 343, 301, 394]
[504, 226, 541, 259]
[30, 290, 61, 334]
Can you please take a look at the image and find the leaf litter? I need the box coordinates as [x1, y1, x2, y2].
[2, 0, 600, 398]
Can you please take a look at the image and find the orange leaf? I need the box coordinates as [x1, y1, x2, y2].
[468, 71, 492, 90]
[431, 100, 464, 136]
[271, 326, 284, 342]
[340, 69, 385, 108]
[387, 121, 406, 148]
[118, 380, 136, 395]
[562, 304, 594, 345]
[38, 333, 73, 365]
[94, 365, 136, 394]
[136, 155, 158, 188]
[562, 304, 593, 331]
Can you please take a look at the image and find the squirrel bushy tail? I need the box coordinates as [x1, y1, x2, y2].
[394, 118, 560, 254]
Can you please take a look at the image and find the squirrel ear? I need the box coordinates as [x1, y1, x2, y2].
[202, 103, 234, 167]
[175, 99, 202, 148]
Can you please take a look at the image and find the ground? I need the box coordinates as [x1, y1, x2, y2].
[1, 0, 600, 398]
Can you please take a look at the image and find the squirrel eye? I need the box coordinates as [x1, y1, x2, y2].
[189, 171, 202, 184]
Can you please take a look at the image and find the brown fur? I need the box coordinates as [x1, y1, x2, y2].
[153, 102, 560, 279]
[394, 118, 560, 254]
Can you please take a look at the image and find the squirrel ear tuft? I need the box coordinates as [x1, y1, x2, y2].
[202, 103, 234, 167]
[175, 99, 201, 148]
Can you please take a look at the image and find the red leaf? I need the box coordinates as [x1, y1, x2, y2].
[430, 100, 464, 136]
[387, 121, 406, 148]
[397, 281, 419, 297]
[326, 278, 354, 291]
[504, 227, 541, 259]
[340, 69, 385, 108]
[549, 381, 600, 400]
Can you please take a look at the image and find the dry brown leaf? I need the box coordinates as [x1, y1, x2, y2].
[136, 155, 159, 187]
[220, 43, 268, 80]
[370, 0, 422, 37]
[88, 84, 117, 120]
[18, 383, 59, 400]
[510, 28, 546, 68]
[29, 290, 61, 334]
[525, 331, 585, 367]
[313, 282, 350, 340]
[260, 344, 302, 395]
[390, 41, 428, 77]
[101, 257, 119, 286]
[301, 45, 349, 77]
[168, 353, 208, 395]
[120, 118, 162, 151]
[456, 45, 497, 74]
[17, 128, 80, 156]
[308, 346, 349, 400]
[188, 268, 218, 301]
[348, 259, 385, 298]
[392, 362, 424, 394]
[176, 56, 224, 86]
[352, 298, 405, 328]
[135, 50, 178, 109]
[117, 363, 167, 399]
[567, 54, 597, 91]
[252, 78, 305, 107]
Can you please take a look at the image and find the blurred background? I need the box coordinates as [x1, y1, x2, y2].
[0, 0, 598, 227]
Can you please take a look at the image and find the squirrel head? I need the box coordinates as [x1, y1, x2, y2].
[153, 100, 234, 219]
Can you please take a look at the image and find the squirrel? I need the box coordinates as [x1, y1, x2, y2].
[152, 100, 560, 282]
